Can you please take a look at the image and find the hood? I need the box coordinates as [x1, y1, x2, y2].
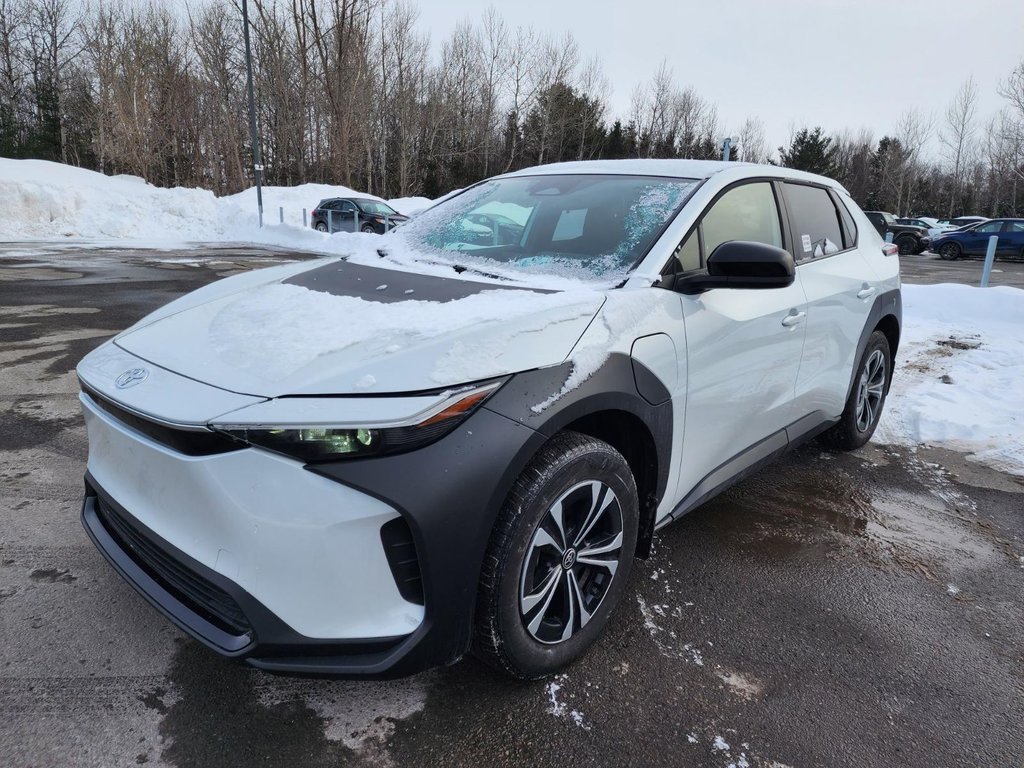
[114, 260, 605, 397]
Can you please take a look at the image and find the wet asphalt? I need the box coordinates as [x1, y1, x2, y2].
[1, 243, 1022, 768]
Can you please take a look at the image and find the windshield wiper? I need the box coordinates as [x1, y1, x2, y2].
[374, 247, 510, 282]
[451, 263, 507, 280]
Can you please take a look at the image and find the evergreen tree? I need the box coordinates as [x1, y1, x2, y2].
[778, 127, 840, 177]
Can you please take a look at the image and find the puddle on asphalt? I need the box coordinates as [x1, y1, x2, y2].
[154, 639, 431, 768]
[690, 445, 1012, 581]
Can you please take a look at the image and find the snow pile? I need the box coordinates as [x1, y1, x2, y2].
[386, 196, 433, 216]
[0, 158, 430, 242]
[0, 159, 225, 240]
[875, 283, 1024, 476]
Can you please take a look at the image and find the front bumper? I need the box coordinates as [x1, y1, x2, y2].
[79, 374, 545, 676]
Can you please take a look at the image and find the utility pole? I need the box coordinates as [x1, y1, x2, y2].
[241, 0, 264, 227]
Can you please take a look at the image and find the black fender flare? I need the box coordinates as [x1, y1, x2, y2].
[484, 353, 674, 557]
[846, 287, 902, 401]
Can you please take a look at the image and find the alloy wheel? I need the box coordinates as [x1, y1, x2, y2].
[939, 243, 960, 260]
[519, 480, 624, 645]
[855, 349, 886, 432]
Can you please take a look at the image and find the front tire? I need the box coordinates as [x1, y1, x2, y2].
[938, 242, 961, 260]
[360, 224, 376, 234]
[823, 330, 891, 451]
[474, 431, 638, 679]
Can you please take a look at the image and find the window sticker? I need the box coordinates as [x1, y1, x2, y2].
[801, 233, 812, 253]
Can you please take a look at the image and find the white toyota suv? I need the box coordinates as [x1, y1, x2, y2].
[77, 160, 900, 679]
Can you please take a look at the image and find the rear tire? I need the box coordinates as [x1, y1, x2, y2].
[823, 331, 891, 451]
[315, 222, 328, 233]
[938, 242, 961, 260]
[474, 431, 638, 679]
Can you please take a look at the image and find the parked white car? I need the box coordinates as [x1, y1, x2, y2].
[76, 160, 901, 679]
[898, 217, 950, 238]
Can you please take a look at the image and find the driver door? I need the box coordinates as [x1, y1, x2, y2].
[670, 181, 808, 504]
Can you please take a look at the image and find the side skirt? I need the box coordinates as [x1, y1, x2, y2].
[657, 411, 838, 529]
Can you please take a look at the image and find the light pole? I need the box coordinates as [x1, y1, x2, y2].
[241, 0, 264, 227]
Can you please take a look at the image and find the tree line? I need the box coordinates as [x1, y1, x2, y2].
[2, 0, 1023, 217]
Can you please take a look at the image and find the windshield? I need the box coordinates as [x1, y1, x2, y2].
[357, 200, 398, 216]
[388, 174, 699, 282]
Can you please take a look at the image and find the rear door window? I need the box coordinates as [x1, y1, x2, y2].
[783, 183, 845, 260]
[974, 220, 1003, 234]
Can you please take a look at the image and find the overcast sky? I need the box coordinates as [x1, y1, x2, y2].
[427, 0, 1024, 159]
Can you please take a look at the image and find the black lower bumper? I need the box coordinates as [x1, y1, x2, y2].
[81, 475, 432, 678]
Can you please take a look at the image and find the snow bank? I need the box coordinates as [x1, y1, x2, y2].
[0, 158, 431, 241]
[387, 196, 433, 216]
[875, 283, 1024, 476]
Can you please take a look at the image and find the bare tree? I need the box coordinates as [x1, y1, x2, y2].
[941, 77, 979, 216]
[737, 115, 768, 163]
[892, 108, 934, 213]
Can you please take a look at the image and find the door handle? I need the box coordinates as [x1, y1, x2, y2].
[857, 287, 877, 300]
[781, 310, 806, 327]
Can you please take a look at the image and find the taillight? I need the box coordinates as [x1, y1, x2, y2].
[882, 243, 898, 257]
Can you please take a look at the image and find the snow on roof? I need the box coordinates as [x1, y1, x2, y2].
[502, 158, 847, 191]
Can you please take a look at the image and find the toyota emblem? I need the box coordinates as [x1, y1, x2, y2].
[115, 367, 149, 389]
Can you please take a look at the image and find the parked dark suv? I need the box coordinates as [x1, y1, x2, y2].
[863, 211, 931, 255]
[311, 198, 408, 234]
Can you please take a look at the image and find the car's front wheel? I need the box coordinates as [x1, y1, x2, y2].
[474, 431, 638, 679]
[360, 224, 377, 234]
[938, 242, 961, 260]
[823, 330, 891, 451]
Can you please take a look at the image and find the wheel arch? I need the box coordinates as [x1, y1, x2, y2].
[560, 409, 660, 558]
[483, 356, 674, 559]
[845, 289, 902, 401]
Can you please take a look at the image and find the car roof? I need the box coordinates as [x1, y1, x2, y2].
[500, 159, 848, 192]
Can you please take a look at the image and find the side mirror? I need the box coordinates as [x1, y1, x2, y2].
[672, 241, 795, 294]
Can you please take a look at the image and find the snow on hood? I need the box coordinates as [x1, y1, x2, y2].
[114, 260, 605, 397]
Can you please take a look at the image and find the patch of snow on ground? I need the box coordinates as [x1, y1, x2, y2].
[875, 283, 1024, 477]
[0, 157, 427, 243]
[545, 681, 566, 718]
[636, 595, 707, 665]
[544, 676, 592, 730]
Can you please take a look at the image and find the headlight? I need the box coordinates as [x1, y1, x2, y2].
[215, 381, 500, 462]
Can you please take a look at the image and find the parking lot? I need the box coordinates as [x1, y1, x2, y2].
[1, 243, 1022, 768]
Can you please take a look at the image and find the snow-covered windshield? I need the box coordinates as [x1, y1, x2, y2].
[388, 174, 698, 281]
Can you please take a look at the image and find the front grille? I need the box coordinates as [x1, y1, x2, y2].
[82, 384, 243, 457]
[94, 494, 252, 635]
[380, 517, 424, 605]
